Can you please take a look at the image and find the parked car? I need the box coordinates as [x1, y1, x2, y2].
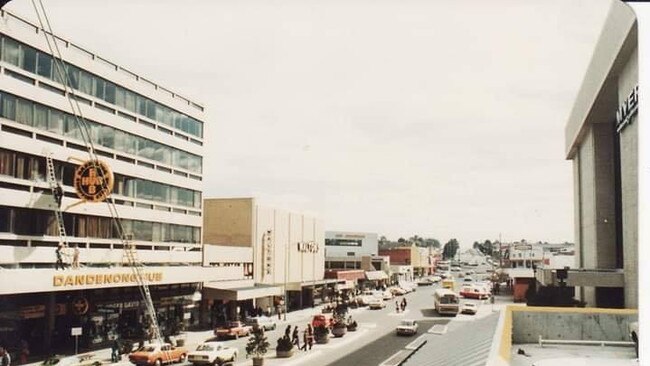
[245, 316, 277, 331]
[382, 290, 394, 300]
[396, 319, 418, 336]
[128, 343, 188, 366]
[214, 321, 253, 340]
[42, 354, 102, 366]
[188, 342, 238, 365]
[390, 287, 407, 296]
[368, 298, 386, 309]
[463, 276, 474, 283]
[417, 279, 433, 286]
[461, 302, 478, 315]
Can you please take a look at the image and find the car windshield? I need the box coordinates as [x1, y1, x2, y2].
[400, 320, 414, 326]
[196, 344, 214, 351]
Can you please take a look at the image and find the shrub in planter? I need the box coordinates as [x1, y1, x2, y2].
[314, 325, 330, 344]
[347, 321, 358, 332]
[246, 325, 269, 366]
[275, 335, 294, 358]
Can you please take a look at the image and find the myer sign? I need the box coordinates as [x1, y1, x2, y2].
[616, 85, 638, 133]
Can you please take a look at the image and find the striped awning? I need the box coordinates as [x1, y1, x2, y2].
[365, 271, 388, 281]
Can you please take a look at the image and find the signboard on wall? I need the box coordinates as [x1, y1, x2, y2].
[616, 85, 638, 133]
[262, 230, 273, 278]
[73, 160, 114, 202]
[297, 241, 319, 253]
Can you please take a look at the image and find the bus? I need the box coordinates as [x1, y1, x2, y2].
[434, 288, 460, 316]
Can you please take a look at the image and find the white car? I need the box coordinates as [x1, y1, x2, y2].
[390, 287, 407, 296]
[382, 290, 394, 300]
[368, 298, 386, 309]
[245, 316, 277, 331]
[461, 302, 478, 315]
[188, 342, 238, 365]
[396, 319, 418, 336]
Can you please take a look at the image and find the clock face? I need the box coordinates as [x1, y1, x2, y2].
[73, 160, 114, 202]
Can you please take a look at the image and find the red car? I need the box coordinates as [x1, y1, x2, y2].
[214, 321, 252, 339]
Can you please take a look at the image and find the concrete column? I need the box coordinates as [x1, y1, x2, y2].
[44, 292, 56, 354]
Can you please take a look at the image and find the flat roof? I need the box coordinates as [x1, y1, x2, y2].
[510, 343, 637, 366]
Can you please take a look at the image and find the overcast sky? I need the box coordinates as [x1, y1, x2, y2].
[8, 0, 616, 247]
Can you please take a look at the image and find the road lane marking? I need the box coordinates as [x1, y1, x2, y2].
[379, 350, 413, 366]
[428, 324, 448, 334]
[404, 334, 428, 350]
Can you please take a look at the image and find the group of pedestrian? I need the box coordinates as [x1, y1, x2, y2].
[54, 243, 80, 270]
[395, 298, 407, 313]
[284, 324, 313, 351]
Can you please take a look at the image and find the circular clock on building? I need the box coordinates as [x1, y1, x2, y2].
[73, 160, 114, 202]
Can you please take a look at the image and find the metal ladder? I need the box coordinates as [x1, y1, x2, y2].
[46, 155, 68, 247]
[122, 240, 162, 343]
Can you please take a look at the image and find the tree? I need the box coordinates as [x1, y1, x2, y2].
[397, 237, 406, 244]
[424, 238, 441, 248]
[245, 325, 269, 360]
[442, 239, 459, 260]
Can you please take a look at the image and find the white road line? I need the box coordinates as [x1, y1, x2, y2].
[428, 324, 448, 334]
[404, 334, 428, 350]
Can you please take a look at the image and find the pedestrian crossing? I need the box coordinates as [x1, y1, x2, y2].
[402, 312, 499, 366]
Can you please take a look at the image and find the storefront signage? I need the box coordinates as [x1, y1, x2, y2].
[73, 160, 114, 202]
[19, 304, 66, 319]
[616, 85, 638, 133]
[514, 244, 532, 251]
[262, 230, 273, 277]
[71, 327, 83, 336]
[53, 272, 163, 287]
[297, 241, 319, 253]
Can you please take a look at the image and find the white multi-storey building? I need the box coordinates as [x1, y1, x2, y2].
[0, 10, 236, 356]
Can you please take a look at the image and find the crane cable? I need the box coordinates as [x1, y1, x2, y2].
[29, 0, 164, 346]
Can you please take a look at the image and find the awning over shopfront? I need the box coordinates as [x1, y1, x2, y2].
[286, 278, 341, 291]
[365, 271, 388, 281]
[203, 283, 283, 301]
[335, 280, 356, 290]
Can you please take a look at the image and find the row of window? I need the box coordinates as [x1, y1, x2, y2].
[0, 35, 203, 138]
[324, 238, 363, 247]
[0, 91, 202, 173]
[0, 206, 201, 243]
[0, 148, 202, 209]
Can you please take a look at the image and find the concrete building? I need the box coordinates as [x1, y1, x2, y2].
[324, 231, 386, 288]
[202, 198, 329, 315]
[564, 0, 637, 308]
[0, 10, 223, 356]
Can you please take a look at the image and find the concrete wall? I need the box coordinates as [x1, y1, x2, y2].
[511, 308, 637, 343]
[618, 47, 638, 309]
[252, 204, 324, 286]
[203, 198, 253, 246]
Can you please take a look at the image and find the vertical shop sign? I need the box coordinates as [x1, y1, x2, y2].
[262, 230, 273, 278]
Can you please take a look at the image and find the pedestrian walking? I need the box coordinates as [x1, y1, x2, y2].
[55, 243, 66, 270]
[401, 298, 407, 312]
[307, 327, 314, 350]
[277, 306, 281, 320]
[300, 329, 308, 351]
[285, 325, 291, 339]
[292, 326, 300, 349]
[111, 340, 120, 363]
[395, 300, 400, 313]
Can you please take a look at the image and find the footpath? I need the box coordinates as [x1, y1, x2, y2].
[25, 304, 370, 366]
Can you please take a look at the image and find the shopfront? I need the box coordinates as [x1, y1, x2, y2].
[0, 283, 201, 357]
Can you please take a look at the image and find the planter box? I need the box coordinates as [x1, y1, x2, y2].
[347, 325, 358, 332]
[315, 334, 330, 344]
[252, 357, 264, 366]
[332, 326, 347, 337]
[276, 349, 294, 358]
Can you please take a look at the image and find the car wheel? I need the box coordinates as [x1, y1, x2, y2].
[213, 358, 223, 366]
[235, 333, 239, 339]
[179, 354, 186, 363]
[155, 359, 162, 366]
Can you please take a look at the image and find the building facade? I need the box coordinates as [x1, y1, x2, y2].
[564, 0, 637, 308]
[0, 10, 230, 356]
[203, 198, 329, 315]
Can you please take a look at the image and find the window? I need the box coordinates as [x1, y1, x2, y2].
[37, 52, 53, 78]
[15, 99, 33, 126]
[2, 37, 20, 66]
[23, 47, 37, 73]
